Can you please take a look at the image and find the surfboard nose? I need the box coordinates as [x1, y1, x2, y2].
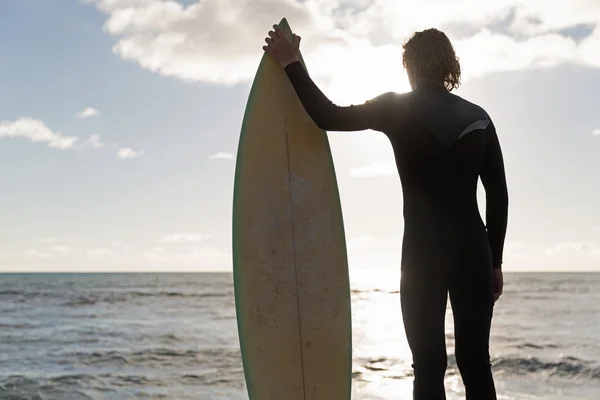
[277, 17, 294, 40]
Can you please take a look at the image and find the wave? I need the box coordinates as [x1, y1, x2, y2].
[0, 290, 23, 296]
[0, 323, 37, 329]
[0, 374, 163, 400]
[0, 370, 245, 400]
[352, 355, 600, 382]
[491, 355, 600, 380]
[0, 289, 232, 307]
[516, 342, 560, 350]
[56, 347, 242, 368]
[0, 375, 96, 400]
[61, 291, 230, 307]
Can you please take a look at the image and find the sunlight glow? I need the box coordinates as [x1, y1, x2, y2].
[306, 43, 411, 165]
[323, 57, 411, 105]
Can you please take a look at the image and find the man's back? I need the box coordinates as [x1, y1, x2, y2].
[385, 89, 508, 269]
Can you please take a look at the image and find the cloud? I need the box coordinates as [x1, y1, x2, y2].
[158, 233, 203, 243]
[86, 0, 318, 85]
[87, 248, 117, 257]
[483, 240, 600, 270]
[508, 2, 600, 37]
[85, 0, 600, 90]
[0, 118, 78, 149]
[349, 160, 397, 178]
[110, 241, 133, 252]
[26, 239, 74, 258]
[504, 242, 542, 258]
[117, 147, 144, 159]
[208, 152, 233, 160]
[140, 245, 230, 270]
[504, 241, 600, 258]
[454, 29, 580, 80]
[579, 24, 600, 67]
[86, 242, 133, 259]
[25, 249, 54, 259]
[86, 134, 105, 148]
[49, 245, 73, 254]
[76, 107, 100, 119]
[593, 129, 600, 136]
[545, 241, 597, 256]
[0, 120, 106, 152]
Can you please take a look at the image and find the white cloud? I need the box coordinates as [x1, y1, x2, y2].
[25, 249, 54, 259]
[208, 152, 233, 160]
[26, 240, 74, 258]
[140, 245, 230, 270]
[87, 248, 117, 257]
[86, 134, 105, 148]
[49, 245, 73, 254]
[0, 118, 78, 149]
[85, 0, 600, 90]
[454, 29, 580, 81]
[158, 233, 203, 243]
[117, 147, 143, 159]
[504, 242, 543, 258]
[509, 2, 600, 36]
[349, 160, 397, 178]
[76, 107, 100, 119]
[592, 129, 600, 136]
[472, 240, 600, 270]
[0, 120, 105, 152]
[579, 25, 600, 67]
[545, 241, 597, 256]
[504, 241, 600, 259]
[87, 0, 319, 85]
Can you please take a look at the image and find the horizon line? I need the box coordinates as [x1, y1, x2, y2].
[0, 270, 598, 274]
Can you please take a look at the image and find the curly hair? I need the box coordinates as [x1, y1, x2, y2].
[402, 28, 461, 92]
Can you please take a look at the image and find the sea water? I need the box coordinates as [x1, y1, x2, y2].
[0, 272, 598, 399]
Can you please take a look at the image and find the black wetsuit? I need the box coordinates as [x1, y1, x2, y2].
[284, 61, 509, 400]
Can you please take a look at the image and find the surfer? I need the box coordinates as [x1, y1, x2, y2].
[263, 25, 508, 400]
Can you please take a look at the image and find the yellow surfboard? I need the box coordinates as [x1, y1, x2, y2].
[232, 18, 352, 400]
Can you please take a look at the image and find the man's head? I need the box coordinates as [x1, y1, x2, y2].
[402, 28, 461, 92]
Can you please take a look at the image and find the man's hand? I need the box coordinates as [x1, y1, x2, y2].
[263, 24, 301, 68]
[493, 268, 503, 303]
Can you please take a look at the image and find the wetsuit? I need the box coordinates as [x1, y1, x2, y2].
[284, 61, 509, 400]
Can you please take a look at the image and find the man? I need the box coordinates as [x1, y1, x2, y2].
[263, 24, 508, 400]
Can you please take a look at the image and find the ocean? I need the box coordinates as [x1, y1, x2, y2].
[0, 272, 598, 399]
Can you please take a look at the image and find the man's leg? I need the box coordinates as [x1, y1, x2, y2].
[449, 263, 497, 400]
[400, 265, 449, 400]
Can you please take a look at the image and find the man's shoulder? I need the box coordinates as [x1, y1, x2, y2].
[371, 91, 411, 102]
[365, 91, 412, 113]
[449, 92, 491, 119]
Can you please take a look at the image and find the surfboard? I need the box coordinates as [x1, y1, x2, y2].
[232, 17, 352, 400]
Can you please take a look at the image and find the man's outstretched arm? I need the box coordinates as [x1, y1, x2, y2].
[284, 61, 397, 132]
[263, 25, 397, 133]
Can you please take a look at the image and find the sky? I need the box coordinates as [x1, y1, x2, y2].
[0, 0, 599, 273]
